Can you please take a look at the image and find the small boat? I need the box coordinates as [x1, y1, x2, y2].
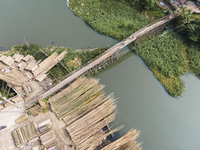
[66, 0, 69, 7]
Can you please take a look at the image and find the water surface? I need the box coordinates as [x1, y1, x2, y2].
[0, 0, 116, 50]
[1, 0, 200, 149]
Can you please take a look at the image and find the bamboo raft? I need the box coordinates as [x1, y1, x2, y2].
[49, 77, 141, 150]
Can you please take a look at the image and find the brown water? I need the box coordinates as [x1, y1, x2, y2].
[1, 0, 200, 149]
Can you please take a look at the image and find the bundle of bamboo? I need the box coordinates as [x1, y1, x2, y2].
[0, 55, 7, 62]
[3, 56, 14, 66]
[100, 129, 142, 150]
[29, 105, 42, 116]
[23, 55, 34, 62]
[49, 77, 102, 119]
[12, 122, 38, 147]
[12, 53, 24, 63]
[32, 51, 66, 82]
[15, 113, 29, 124]
[49, 77, 142, 150]
[40, 130, 59, 149]
[49, 77, 120, 149]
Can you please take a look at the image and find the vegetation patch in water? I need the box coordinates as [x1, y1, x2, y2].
[131, 33, 187, 97]
[187, 44, 200, 78]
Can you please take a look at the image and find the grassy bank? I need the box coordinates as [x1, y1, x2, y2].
[70, 0, 166, 40]
[11, 44, 108, 80]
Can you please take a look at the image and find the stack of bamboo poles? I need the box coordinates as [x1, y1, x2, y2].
[100, 129, 142, 150]
[1, 56, 14, 66]
[49, 77, 117, 150]
[49, 77, 105, 120]
[22, 55, 34, 62]
[49, 77, 142, 150]
[40, 130, 59, 149]
[12, 53, 24, 63]
[32, 51, 66, 82]
[12, 122, 38, 147]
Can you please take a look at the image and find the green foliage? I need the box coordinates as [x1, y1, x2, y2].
[177, 5, 192, 28]
[139, 0, 157, 10]
[187, 44, 200, 78]
[186, 21, 200, 43]
[131, 33, 187, 97]
[70, 0, 151, 40]
[0, 80, 17, 99]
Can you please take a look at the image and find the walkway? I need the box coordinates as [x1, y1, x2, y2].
[25, 13, 177, 108]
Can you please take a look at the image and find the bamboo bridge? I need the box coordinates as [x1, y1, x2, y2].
[25, 13, 178, 108]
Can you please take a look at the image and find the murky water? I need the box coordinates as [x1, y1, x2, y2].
[0, 0, 116, 50]
[1, 0, 200, 149]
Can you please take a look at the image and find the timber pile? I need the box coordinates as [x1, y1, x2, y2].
[12, 122, 38, 147]
[49, 77, 141, 150]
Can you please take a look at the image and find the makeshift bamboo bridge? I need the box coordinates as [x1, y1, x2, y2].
[25, 13, 178, 108]
[49, 77, 142, 150]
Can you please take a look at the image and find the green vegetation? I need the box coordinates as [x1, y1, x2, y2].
[131, 33, 187, 97]
[187, 44, 200, 78]
[0, 80, 16, 99]
[69, 0, 200, 97]
[41, 98, 49, 113]
[186, 20, 200, 43]
[70, 0, 166, 40]
[11, 44, 108, 80]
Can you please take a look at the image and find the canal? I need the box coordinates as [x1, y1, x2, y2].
[1, 0, 200, 149]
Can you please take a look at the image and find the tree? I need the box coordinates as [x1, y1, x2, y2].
[177, 5, 192, 26]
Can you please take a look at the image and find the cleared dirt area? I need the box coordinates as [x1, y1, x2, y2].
[0, 101, 25, 128]
[0, 109, 74, 150]
[187, 1, 200, 13]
